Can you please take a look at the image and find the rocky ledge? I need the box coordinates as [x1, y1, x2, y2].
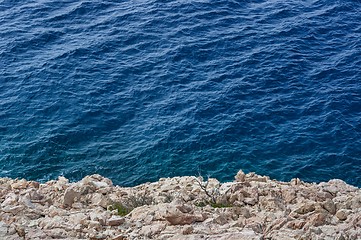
[0, 170, 360, 240]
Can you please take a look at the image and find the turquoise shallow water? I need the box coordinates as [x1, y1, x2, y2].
[1, 0, 361, 187]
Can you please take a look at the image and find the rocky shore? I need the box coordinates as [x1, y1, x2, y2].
[1, 170, 360, 240]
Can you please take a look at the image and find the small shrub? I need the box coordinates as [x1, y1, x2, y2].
[109, 203, 131, 216]
[194, 175, 233, 208]
[109, 190, 155, 216]
[125, 191, 155, 208]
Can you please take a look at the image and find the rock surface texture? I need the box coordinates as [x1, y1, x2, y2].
[0, 170, 360, 239]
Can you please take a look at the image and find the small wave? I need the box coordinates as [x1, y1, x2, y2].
[0, 0, 360, 187]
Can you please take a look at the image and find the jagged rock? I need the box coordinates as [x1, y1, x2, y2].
[139, 223, 166, 237]
[351, 196, 361, 209]
[28, 189, 44, 201]
[11, 179, 28, 189]
[232, 217, 245, 228]
[259, 196, 285, 211]
[90, 211, 109, 225]
[1, 192, 18, 206]
[19, 195, 36, 209]
[93, 181, 111, 189]
[69, 212, 88, 225]
[235, 207, 251, 218]
[107, 216, 125, 226]
[0, 222, 9, 238]
[29, 181, 40, 189]
[295, 203, 315, 214]
[335, 209, 348, 221]
[112, 235, 127, 240]
[290, 178, 302, 186]
[247, 222, 265, 234]
[46, 228, 69, 238]
[47, 205, 63, 217]
[51, 176, 68, 192]
[89, 234, 107, 240]
[244, 197, 257, 206]
[316, 191, 333, 201]
[247, 177, 267, 183]
[322, 185, 338, 196]
[88, 220, 102, 231]
[129, 204, 169, 222]
[91, 193, 110, 208]
[212, 213, 228, 225]
[165, 212, 206, 225]
[7, 225, 16, 235]
[25, 228, 48, 239]
[39, 216, 67, 229]
[160, 183, 174, 192]
[235, 170, 246, 182]
[282, 188, 296, 203]
[182, 225, 193, 235]
[336, 233, 346, 240]
[352, 214, 361, 228]
[287, 220, 306, 229]
[72, 202, 84, 209]
[176, 204, 193, 214]
[322, 199, 336, 214]
[15, 225, 25, 238]
[165, 214, 196, 225]
[63, 187, 81, 207]
[0, 171, 360, 240]
[2, 205, 24, 214]
[307, 212, 329, 227]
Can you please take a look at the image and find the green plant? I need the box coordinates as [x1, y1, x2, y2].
[125, 190, 155, 208]
[109, 203, 131, 216]
[109, 190, 156, 216]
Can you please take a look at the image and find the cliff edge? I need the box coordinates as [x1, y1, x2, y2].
[1, 170, 360, 239]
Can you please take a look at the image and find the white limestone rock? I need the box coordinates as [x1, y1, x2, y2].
[63, 187, 81, 207]
[107, 216, 125, 226]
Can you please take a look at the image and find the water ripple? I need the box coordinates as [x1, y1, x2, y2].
[1, 0, 360, 187]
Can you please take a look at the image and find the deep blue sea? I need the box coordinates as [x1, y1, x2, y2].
[1, 0, 361, 187]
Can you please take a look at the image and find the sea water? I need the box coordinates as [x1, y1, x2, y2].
[1, 0, 360, 187]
